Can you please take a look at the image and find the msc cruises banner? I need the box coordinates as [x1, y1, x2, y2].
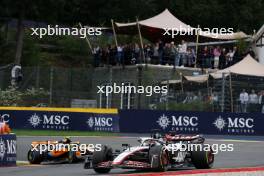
[0, 107, 119, 132]
[0, 134, 16, 167]
[119, 110, 264, 135]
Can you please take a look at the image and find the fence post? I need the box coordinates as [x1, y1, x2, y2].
[166, 79, 169, 110]
[229, 72, 234, 112]
[49, 67, 54, 106]
[221, 73, 226, 112]
[107, 66, 113, 109]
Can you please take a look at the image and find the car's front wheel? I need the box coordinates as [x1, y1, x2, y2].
[149, 145, 169, 172]
[92, 145, 113, 173]
[28, 150, 43, 164]
[191, 145, 214, 169]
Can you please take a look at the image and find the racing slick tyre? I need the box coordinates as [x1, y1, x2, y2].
[149, 145, 169, 172]
[191, 144, 214, 169]
[68, 151, 78, 163]
[27, 150, 43, 164]
[92, 145, 113, 174]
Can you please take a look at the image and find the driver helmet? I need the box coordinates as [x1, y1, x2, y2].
[62, 137, 71, 143]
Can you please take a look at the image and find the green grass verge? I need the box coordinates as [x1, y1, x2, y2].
[12, 129, 118, 137]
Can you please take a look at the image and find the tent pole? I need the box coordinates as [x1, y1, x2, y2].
[79, 22, 93, 54]
[195, 25, 200, 68]
[229, 72, 234, 112]
[111, 19, 118, 47]
[136, 17, 146, 64]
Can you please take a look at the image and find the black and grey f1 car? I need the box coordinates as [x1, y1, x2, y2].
[84, 132, 214, 174]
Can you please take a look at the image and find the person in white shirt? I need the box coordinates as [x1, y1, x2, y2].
[239, 89, 249, 113]
[178, 40, 187, 66]
[249, 89, 259, 112]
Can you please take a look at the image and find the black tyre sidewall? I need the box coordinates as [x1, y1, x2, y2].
[92, 145, 113, 174]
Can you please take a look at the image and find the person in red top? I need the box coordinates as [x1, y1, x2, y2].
[213, 46, 221, 69]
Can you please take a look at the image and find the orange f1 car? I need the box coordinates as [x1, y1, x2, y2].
[28, 137, 93, 164]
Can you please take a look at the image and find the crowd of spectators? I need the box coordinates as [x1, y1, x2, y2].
[239, 89, 264, 113]
[92, 40, 255, 69]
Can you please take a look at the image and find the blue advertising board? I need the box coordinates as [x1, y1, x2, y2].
[119, 110, 264, 135]
[0, 134, 16, 167]
[0, 108, 119, 132]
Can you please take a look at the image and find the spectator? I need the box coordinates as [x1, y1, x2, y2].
[93, 45, 102, 67]
[178, 40, 187, 66]
[109, 45, 117, 65]
[249, 89, 258, 112]
[158, 40, 164, 64]
[170, 42, 178, 67]
[183, 92, 192, 103]
[226, 49, 233, 67]
[152, 42, 159, 64]
[145, 44, 153, 63]
[219, 48, 226, 69]
[247, 47, 256, 58]
[232, 46, 240, 64]
[239, 89, 249, 113]
[117, 45, 123, 66]
[259, 91, 264, 113]
[186, 48, 193, 67]
[213, 46, 221, 69]
[134, 43, 140, 64]
[210, 92, 219, 111]
[163, 43, 171, 65]
[201, 46, 209, 68]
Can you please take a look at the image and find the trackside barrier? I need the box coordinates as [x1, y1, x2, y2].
[119, 110, 264, 135]
[0, 107, 119, 132]
[0, 134, 16, 167]
[1, 107, 264, 135]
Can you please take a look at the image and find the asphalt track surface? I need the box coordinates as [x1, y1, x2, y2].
[1, 135, 264, 176]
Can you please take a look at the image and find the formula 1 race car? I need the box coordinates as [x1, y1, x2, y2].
[28, 137, 93, 164]
[84, 131, 214, 174]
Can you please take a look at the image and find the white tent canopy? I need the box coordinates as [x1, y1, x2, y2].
[184, 75, 209, 83]
[116, 9, 191, 30]
[183, 55, 264, 83]
[211, 54, 264, 78]
[115, 9, 249, 40]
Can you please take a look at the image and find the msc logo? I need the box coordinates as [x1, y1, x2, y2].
[228, 118, 254, 128]
[0, 138, 16, 161]
[43, 115, 69, 125]
[28, 114, 70, 128]
[172, 115, 198, 127]
[214, 116, 254, 133]
[157, 114, 198, 130]
[86, 117, 113, 128]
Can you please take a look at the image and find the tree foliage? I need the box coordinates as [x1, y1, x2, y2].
[0, 0, 263, 33]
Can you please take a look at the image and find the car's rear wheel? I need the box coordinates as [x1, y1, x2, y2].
[92, 145, 113, 173]
[191, 145, 214, 169]
[28, 150, 43, 164]
[149, 145, 169, 172]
